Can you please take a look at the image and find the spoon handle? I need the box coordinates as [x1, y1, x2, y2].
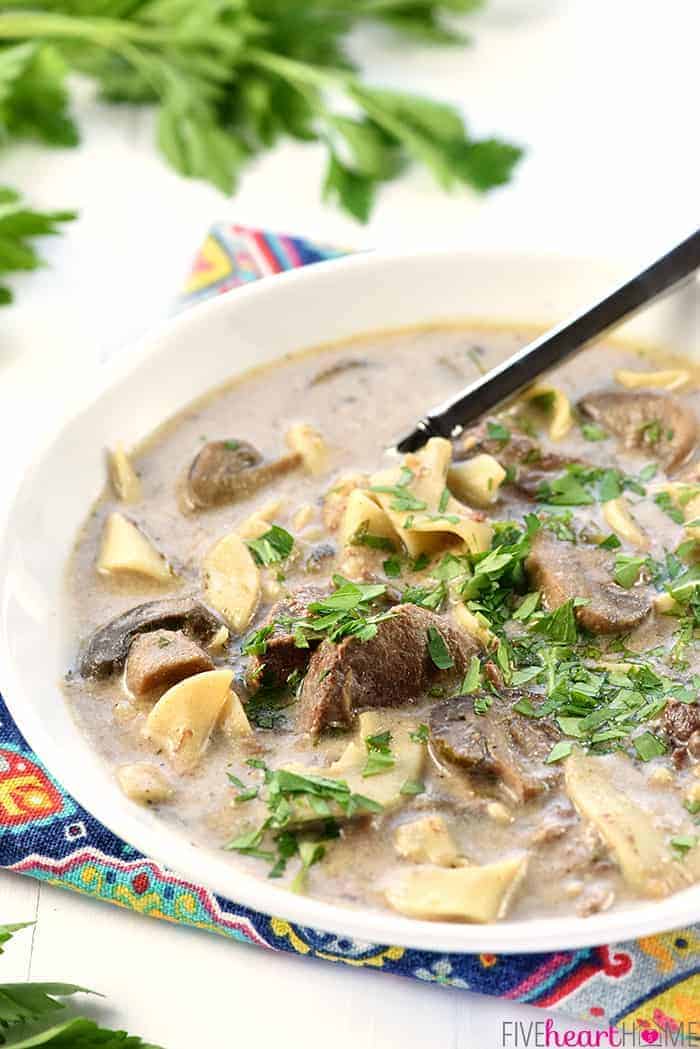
[396, 228, 700, 454]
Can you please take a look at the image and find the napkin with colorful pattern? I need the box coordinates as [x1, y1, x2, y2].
[1, 223, 698, 1040]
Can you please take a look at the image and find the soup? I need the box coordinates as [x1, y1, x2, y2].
[64, 325, 700, 923]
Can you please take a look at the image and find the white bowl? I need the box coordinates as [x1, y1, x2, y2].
[1, 249, 699, 954]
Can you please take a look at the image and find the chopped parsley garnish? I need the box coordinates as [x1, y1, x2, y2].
[538, 509, 576, 542]
[242, 623, 275, 656]
[247, 524, 294, 566]
[426, 625, 454, 670]
[371, 468, 427, 513]
[473, 692, 493, 715]
[227, 772, 260, 803]
[362, 730, 395, 778]
[383, 555, 402, 577]
[402, 580, 447, 611]
[614, 554, 647, 589]
[409, 723, 430, 744]
[598, 533, 622, 550]
[654, 491, 685, 525]
[639, 419, 663, 447]
[226, 761, 381, 879]
[349, 521, 396, 552]
[438, 487, 450, 513]
[536, 464, 648, 507]
[400, 779, 426, 796]
[531, 598, 583, 643]
[632, 731, 667, 761]
[670, 834, 699, 856]
[461, 655, 482, 694]
[581, 423, 608, 442]
[281, 575, 393, 645]
[486, 420, 511, 444]
[512, 591, 540, 622]
[224, 439, 240, 451]
[545, 740, 573, 764]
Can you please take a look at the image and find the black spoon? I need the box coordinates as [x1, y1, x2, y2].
[396, 228, 700, 454]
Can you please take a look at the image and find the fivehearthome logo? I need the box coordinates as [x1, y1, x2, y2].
[501, 1019, 700, 1047]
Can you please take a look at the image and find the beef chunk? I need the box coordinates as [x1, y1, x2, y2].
[187, 440, 300, 508]
[125, 629, 214, 697]
[429, 694, 561, 802]
[525, 531, 651, 634]
[579, 390, 697, 472]
[79, 596, 222, 679]
[297, 604, 477, 736]
[663, 700, 700, 763]
[247, 587, 326, 689]
[454, 420, 582, 498]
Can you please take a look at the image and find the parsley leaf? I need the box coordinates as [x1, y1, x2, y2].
[409, 723, 429, 744]
[426, 625, 454, 669]
[0, 7, 521, 304]
[363, 730, 396, 777]
[581, 423, 608, 441]
[0, 185, 75, 304]
[614, 554, 647, 589]
[531, 598, 583, 643]
[246, 524, 294, 566]
[633, 731, 667, 761]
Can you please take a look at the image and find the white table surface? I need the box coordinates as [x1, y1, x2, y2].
[0, 1, 696, 1045]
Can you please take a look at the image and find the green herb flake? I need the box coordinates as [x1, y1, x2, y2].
[383, 555, 402, 578]
[461, 655, 482, 694]
[362, 729, 396, 778]
[247, 524, 294, 566]
[545, 740, 574, 764]
[350, 521, 396, 552]
[614, 555, 647, 589]
[400, 779, 426, 796]
[655, 491, 685, 525]
[633, 731, 667, 761]
[410, 723, 430, 744]
[426, 625, 454, 670]
[581, 423, 608, 441]
[486, 420, 510, 444]
[670, 834, 699, 856]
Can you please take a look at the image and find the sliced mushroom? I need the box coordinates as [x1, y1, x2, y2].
[525, 530, 651, 634]
[187, 440, 301, 508]
[579, 390, 697, 471]
[79, 595, 222, 678]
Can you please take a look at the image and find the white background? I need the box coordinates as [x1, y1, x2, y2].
[0, 1, 697, 1045]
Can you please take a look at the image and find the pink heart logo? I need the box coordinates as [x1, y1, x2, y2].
[641, 1032, 659, 1045]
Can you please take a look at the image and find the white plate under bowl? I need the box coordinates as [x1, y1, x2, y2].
[1, 250, 699, 954]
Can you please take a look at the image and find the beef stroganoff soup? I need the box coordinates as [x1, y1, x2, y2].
[64, 325, 700, 923]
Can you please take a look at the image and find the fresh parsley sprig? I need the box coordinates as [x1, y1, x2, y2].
[0, 3, 522, 304]
[0, 922, 161, 1047]
[0, 186, 75, 304]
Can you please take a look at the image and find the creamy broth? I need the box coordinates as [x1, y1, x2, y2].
[64, 325, 700, 922]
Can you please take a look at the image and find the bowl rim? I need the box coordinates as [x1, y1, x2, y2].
[1, 246, 698, 955]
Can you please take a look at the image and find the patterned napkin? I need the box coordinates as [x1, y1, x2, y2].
[1, 223, 698, 1040]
